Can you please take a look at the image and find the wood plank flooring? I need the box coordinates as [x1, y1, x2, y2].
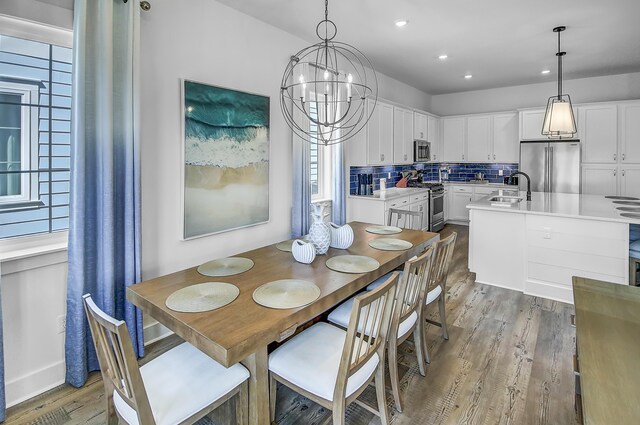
[5, 224, 578, 425]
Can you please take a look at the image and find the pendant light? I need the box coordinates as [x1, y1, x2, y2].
[542, 26, 577, 138]
[280, 0, 378, 145]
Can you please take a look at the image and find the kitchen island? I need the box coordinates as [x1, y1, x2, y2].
[468, 190, 639, 303]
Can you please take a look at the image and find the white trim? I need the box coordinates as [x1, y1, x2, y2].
[5, 360, 65, 408]
[0, 14, 72, 48]
[0, 231, 68, 261]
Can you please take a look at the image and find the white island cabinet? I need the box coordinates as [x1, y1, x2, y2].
[468, 191, 637, 304]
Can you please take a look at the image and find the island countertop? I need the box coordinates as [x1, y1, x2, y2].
[467, 190, 640, 224]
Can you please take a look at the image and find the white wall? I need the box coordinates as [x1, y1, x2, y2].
[0, 0, 72, 29]
[138, 0, 432, 279]
[431, 72, 640, 116]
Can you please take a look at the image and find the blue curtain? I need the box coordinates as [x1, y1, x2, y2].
[331, 144, 346, 225]
[65, 0, 143, 388]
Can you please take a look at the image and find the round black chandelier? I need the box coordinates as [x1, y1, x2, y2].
[280, 0, 378, 146]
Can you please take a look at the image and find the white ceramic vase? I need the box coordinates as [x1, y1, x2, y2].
[308, 203, 331, 255]
[292, 239, 316, 264]
[329, 223, 354, 249]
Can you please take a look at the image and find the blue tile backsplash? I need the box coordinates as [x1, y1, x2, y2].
[349, 162, 519, 194]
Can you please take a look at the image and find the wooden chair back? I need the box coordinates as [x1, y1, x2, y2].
[387, 208, 423, 230]
[429, 232, 457, 293]
[83, 294, 155, 425]
[333, 272, 398, 401]
[389, 248, 434, 343]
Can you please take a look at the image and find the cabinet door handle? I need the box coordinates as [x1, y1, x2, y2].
[622, 153, 626, 161]
[381, 154, 384, 161]
[494, 154, 496, 160]
[614, 153, 617, 161]
[462, 154, 465, 160]
[404, 154, 407, 160]
[614, 169, 617, 176]
[622, 169, 626, 177]
[488, 154, 490, 160]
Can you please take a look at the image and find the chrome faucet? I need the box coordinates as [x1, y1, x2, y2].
[509, 171, 531, 201]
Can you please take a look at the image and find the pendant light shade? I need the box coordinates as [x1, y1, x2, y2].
[542, 26, 577, 138]
[280, 0, 378, 145]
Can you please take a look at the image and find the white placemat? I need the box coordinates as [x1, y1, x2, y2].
[325, 255, 380, 274]
[197, 257, 254, 277]
[275, 240, 295, 252]
[165, 282, 239, 313]
[365, 225, 403, 235]
[369, 238, 413, 251]
[252, 279, 321, 309]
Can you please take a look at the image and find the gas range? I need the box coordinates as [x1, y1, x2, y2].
[407, 180, 444, 193]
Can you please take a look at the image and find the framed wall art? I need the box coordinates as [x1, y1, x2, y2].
[182, 80, 270, 239]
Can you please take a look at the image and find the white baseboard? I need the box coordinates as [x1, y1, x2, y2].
[445, 219, 469, 226]
[5, 360, 65, 408]
[525, 279, 574, 305]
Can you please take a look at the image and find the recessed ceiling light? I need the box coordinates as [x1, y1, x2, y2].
[395, 20, 408, 27]
[541, 69, 551, 74]
[438, 54, 448, 60]
[464, 74, 473, 79]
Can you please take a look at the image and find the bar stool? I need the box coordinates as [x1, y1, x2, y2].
[630, 240, 640, 286]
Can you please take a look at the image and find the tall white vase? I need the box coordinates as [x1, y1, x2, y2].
[308, 203, 331, 255]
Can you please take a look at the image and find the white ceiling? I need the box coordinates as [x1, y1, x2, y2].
[215, 0, 640, 95]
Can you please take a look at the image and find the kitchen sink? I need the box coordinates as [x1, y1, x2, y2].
[489, 196, 523, 206]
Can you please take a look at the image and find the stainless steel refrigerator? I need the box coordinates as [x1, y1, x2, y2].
[519, 140, 581, 194]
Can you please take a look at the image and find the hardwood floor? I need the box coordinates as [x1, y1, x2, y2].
[5, 224, 578, 425]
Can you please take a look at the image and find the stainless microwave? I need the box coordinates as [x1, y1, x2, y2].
[414, 140, 431, 162]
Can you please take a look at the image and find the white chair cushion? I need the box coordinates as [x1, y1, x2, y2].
[366, 271, 399, 291]
[113, 342, 250, 425]
[426, 284, 442, 305]
[631, 240, 640, 259]
[268, 322, 379, 402]
[328, 296, 417, 338]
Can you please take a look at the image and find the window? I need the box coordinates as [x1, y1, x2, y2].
[0, 19, 72, 239]
[308, 98, 332, 201]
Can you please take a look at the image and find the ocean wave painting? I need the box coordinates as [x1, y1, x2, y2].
[183, 80, 270, 238]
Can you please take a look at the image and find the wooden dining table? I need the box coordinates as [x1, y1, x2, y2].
[127, 221, 439, 425]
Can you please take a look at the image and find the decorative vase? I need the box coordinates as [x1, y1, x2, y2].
[329, 223, 354, 249]
[292, 239, 316, 264]
[308, 203, 331, 255]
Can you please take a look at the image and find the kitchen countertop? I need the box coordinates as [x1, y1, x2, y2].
[467, 190, 640, 224]
[573, 276, 640, 424]
[348, 187, 430, 201]
[440, 181, 514, 188]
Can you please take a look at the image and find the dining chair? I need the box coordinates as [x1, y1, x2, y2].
[268, 272, 399, 425]
[423, 232, 457, 363]
[328, 248, 434, 412]
[387, 208, 423, 230]
[83, 294, 250, 425]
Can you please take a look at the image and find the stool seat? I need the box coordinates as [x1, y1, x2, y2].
[630, 240, 640, 259]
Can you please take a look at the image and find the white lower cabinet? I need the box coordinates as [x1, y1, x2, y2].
[582, 165, 618, 196]
[620, 166, 640, 198]
[469, 209, 629, 304]
[347, 191, 428, 228]
[450, 187, 473, 222]
[582, 164, 640, 197]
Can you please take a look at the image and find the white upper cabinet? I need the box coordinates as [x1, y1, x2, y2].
[366, 100, 394, 165]
[414, 112, 428, 141]
[582, 164, 618, 196]
[442, 117, 466, 162]
[428, 115, 441, 161]
[620, 102, 640, 164]
[393, 106, 414, 164]
[466, 115, 492, 162]
[580, 104, 618, 164]
[492, 113, 519, 163]
[519, 109, 546, 141]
